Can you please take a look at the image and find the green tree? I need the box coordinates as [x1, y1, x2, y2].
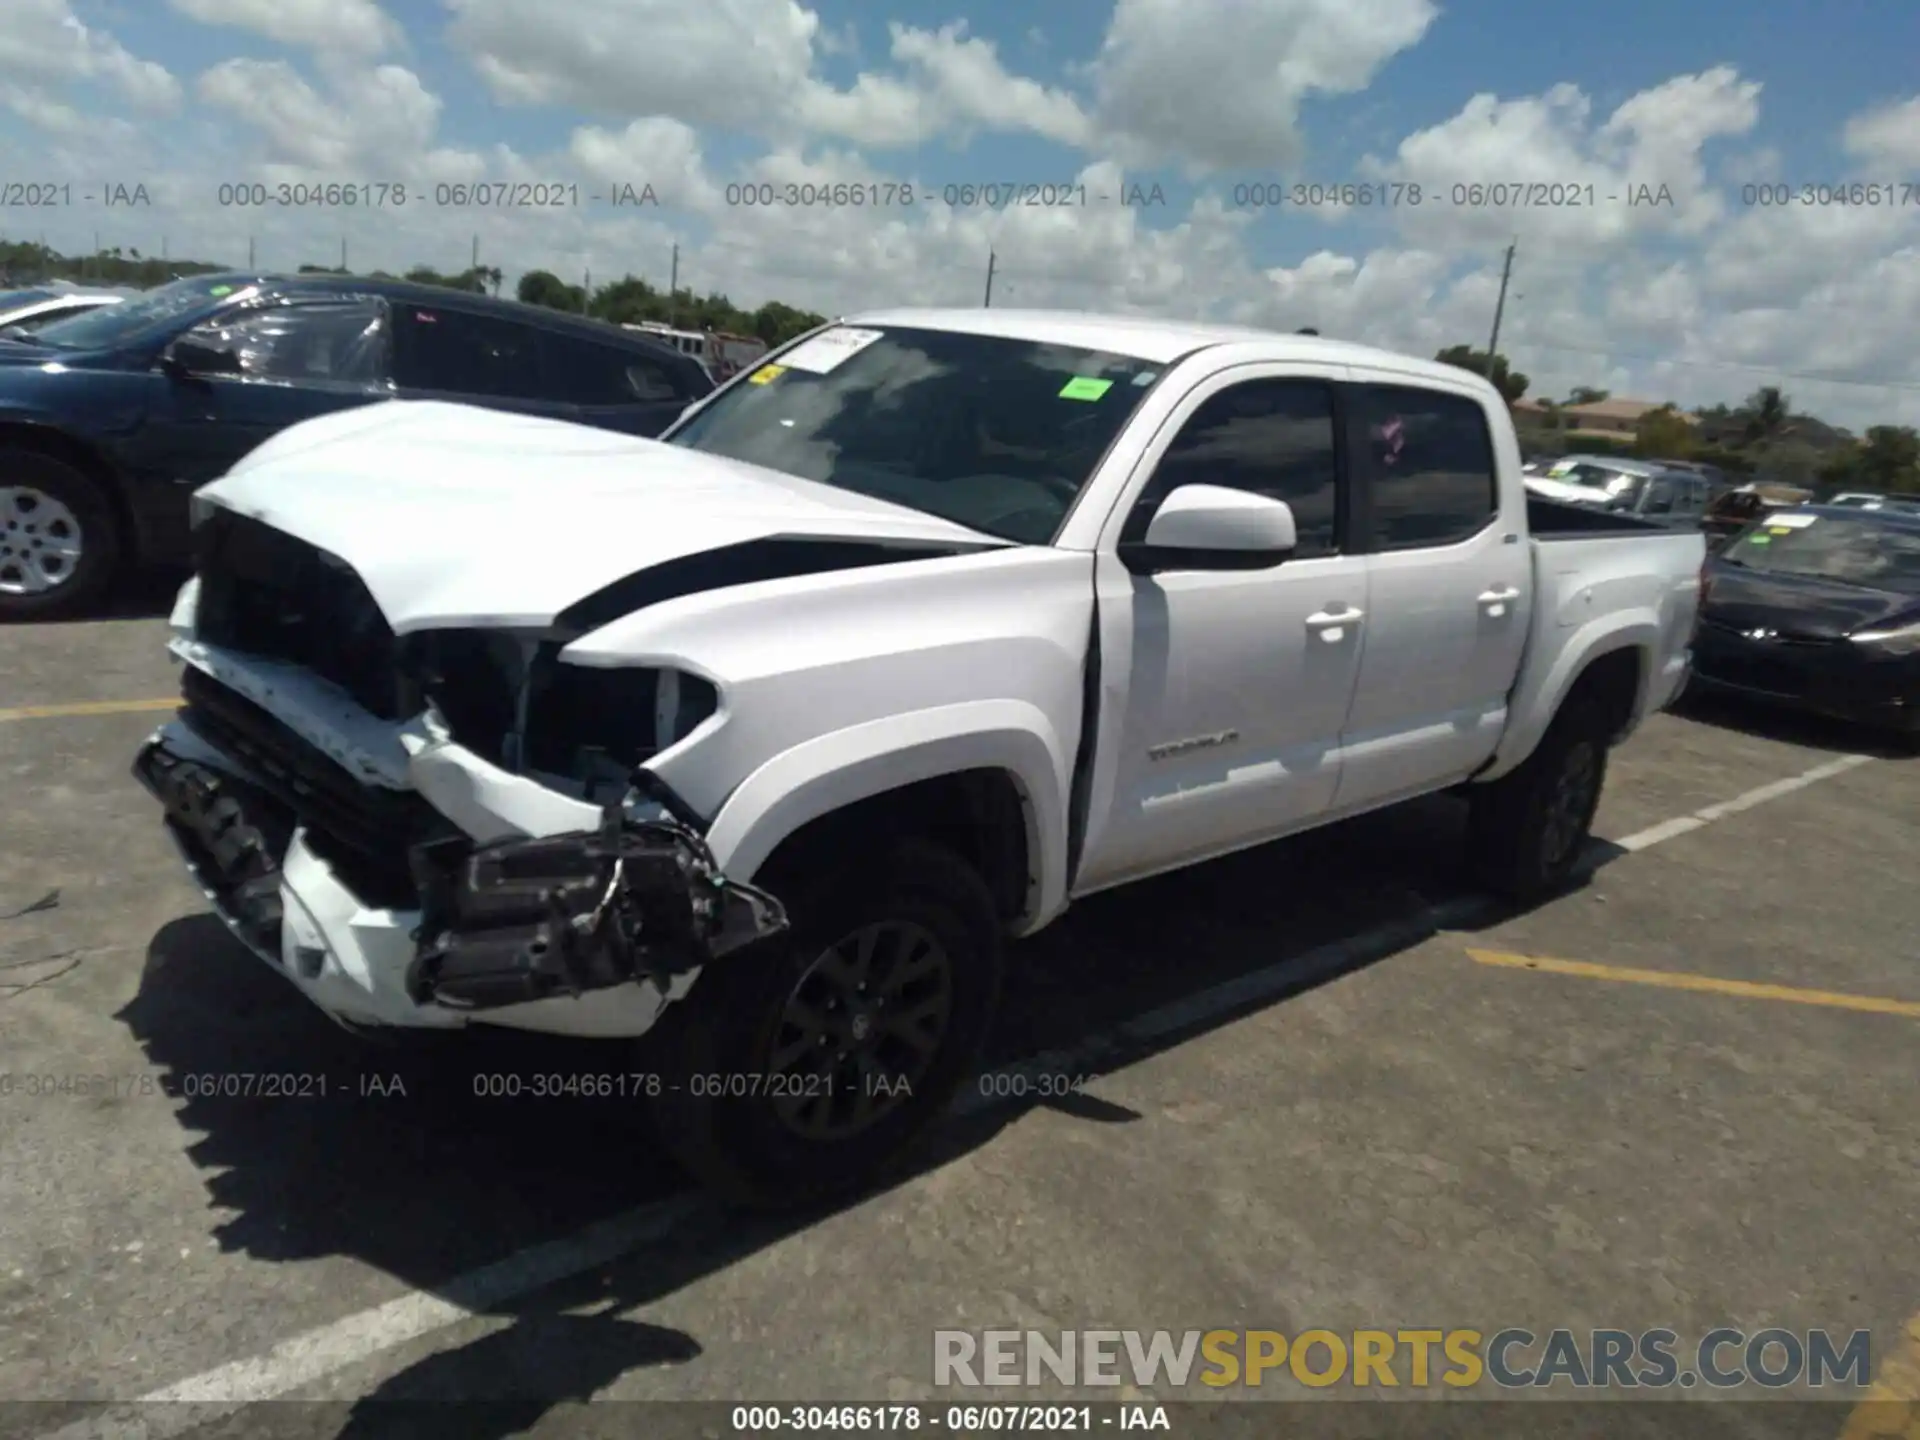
[1633, 404, 1696, 458]
[1742, 386, 1791, 444]
[1854, 426, 1920, 493]
[517, 269, 585, 310]
[1566, 386, 1609, 406]
[1434, 344, 1529, 403]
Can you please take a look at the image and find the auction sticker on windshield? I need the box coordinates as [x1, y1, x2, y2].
[779, 326, 885, 374]
[748, 363, 786, 385]
[1059, 376, 1113, 401]
[1767, 513, 1818, 529]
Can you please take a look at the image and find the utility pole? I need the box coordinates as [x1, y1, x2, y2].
[340, 236, 348, 272]
[669, 243, 679, 296]
[247, 236, 255, 270]
[983, 249, 996, 307]
[1486, 239, 1516, 373]
[471, 235, 479, 273]
[583, 268, 591, 312]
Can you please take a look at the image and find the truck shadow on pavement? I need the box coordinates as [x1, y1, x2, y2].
[116, 795, 1627, 1439]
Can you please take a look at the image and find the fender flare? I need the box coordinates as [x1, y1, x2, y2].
[702, 699, 1073, 927]
[1484, 611, 1660, 780]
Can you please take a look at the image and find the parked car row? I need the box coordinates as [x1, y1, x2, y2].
[0, 272, 716, 618]
[1521, 454, 1715, 524]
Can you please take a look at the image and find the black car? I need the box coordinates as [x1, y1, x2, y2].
[0, 272, 714, 619]
[1690, 506, 1920, 742]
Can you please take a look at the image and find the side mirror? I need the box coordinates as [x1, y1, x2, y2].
[162, 336, 241, 378]
[1118, 484, 1298, 574]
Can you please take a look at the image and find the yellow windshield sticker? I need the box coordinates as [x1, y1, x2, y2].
[748, 364, 786, 385]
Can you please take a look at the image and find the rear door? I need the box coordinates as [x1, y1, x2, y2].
[388, 303, 575, 420]
[540, 330, 702, 437]
[1333, 375, 1531, 811]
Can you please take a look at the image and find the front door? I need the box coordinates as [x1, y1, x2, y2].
[131, 297, 392, 560]
[1333, 375, 1531, 811]
[1071, 367, 1370, 894]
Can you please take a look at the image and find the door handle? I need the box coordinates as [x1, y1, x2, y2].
[1477, 586, 1521, 616]
[1305, 606, 1363, 640]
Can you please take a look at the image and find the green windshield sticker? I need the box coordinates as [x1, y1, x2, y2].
[1059, 376, 1113, 401]
[1748, 534, 1772, 544]
[208, 285, 233, 296]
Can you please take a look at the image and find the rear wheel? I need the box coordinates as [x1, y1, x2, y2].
[1467, 699, 1612, 903]
[645, 839, 1005, 1209]
[0, 450, 123, 621]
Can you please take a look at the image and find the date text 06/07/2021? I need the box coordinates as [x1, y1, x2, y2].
[728, 1403, 1171, 1433]
[0, 1071, 409, 1100]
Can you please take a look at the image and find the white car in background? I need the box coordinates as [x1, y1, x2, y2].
[1523, 453, 1664, 507]
[0, 285, 135, 338]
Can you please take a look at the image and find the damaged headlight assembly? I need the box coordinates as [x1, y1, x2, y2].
[394, 636, 785, 1011]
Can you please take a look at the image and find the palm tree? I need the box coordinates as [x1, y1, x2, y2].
[1744, 386, 1791, 444]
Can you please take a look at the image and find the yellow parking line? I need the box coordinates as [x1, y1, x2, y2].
[1839, 1312, 1919, 1438]
[0, 697, 178, 724]
[1466, 949, 1920, 1020]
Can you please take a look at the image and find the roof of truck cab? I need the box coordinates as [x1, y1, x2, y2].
[843, 307, 1481, 381]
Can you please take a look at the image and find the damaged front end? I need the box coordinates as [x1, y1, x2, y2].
[135, 694, 787, 1024]
[407, 800, 786, 1011]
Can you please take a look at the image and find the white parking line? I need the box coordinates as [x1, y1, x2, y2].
[32, 749, 1881, 1439]
[1612, 752, 1874, 852]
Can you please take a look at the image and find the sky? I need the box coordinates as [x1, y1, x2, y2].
[3, 0, 1918, 428]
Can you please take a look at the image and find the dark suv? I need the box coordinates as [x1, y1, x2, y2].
[0, 273, 715, 618]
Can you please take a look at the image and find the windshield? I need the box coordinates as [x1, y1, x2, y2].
[1541, 460, 1632, 491]
[665, 325, 1163, 543]
[1721, 512, 1920, 594]
[28, 276, 255, 350]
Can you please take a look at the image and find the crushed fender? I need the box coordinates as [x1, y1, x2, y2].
[406, 804, 788, 1011]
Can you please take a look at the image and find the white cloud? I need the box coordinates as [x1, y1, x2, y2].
[0, 0, 180, 112]
[168, 0, 402, 54]
[1090, 0, 1439, 172]
[445, 0, 820, 129]
[1364, 67, 1761, 251]
[4, 5, 1915, 433]
[1842, 96, 1920, 169]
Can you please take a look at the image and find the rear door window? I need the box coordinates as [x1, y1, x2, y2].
[1351, 385, 1500, 550]
[390, 305, 540, 398]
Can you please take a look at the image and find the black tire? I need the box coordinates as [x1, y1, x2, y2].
[1466, 699, 1612, 904]
[644, 838, 1005, 1210]
[0, 449, 123, 621]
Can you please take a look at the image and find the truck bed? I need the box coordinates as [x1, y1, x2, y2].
[1527, 494, 1685, 538]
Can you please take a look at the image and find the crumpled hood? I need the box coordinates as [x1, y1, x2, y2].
[201, 399, 1005, 634]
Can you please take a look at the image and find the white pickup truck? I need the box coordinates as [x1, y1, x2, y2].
[135, 310, 1703, 1206]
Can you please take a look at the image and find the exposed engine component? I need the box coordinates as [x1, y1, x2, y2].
[406, 805, 788, 1011]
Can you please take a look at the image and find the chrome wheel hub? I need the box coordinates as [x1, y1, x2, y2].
[0, 486, 84, 596]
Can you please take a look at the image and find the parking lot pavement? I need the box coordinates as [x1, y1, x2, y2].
[1, 616, 1915, 1437]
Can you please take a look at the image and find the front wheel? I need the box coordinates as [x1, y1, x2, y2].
[644, 839, 1005, 1210]
[0, 450, 123, 621]
[1466, 701, 1612, 904]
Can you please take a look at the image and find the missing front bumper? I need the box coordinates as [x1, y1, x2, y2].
[407, 809, 788, 1011]
[134, 731, 789, 1016]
